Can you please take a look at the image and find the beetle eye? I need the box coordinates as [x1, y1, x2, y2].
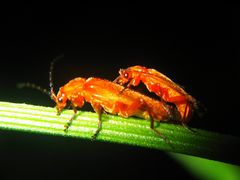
[124, 72, 129, 78]
[58, 97, 63, 103]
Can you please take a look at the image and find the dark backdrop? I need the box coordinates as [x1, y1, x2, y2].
[0, 4, 239, 178]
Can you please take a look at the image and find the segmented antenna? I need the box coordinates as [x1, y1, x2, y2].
[17, 82, 50, 96]
[17, 55, 64, 99]
[49, 54, 64, 94]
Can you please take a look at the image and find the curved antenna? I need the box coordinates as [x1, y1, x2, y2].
[17, 82, 50, 96]
[49, 54, 64, 101]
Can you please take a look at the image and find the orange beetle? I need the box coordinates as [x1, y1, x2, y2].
[18, 57, 180, 141]
[114, 65, 198, 123]
[51, 77, 178, 140]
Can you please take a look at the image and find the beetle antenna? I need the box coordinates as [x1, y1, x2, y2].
[17, 82, 50, 96]
[49, 54, 64, 101]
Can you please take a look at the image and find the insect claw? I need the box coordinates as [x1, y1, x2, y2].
[91, 133, 97, 141]
[63, 123, 70, 132]
[91, 122, 102, 140]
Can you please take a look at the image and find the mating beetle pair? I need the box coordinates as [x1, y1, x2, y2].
[19, 57, 197, 141]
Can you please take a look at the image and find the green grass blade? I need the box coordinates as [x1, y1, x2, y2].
[0, 101, 239, 165]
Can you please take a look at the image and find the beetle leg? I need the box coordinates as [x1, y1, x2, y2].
[119, 86, 127, 94]
[91, 103, 103, 140]
[183, 102, 190, 121]
[119, 77, 141, 94]
[113, 76, 127, 94]
[148, 113, 171, 145]
[128, 76, 141, 87]
[64, 105, 77, 132]
[113, 76, 120, 83]
[118, 79, 136, 94]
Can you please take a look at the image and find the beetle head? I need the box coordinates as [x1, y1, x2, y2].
[50, 87, 68, 115]
[117, 66, 148, 84]
[56, 89, 68, 114]
[117, 68, 133, 84]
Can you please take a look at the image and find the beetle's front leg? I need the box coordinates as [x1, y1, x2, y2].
[56, 106, 62, 116]
[64, 105, 77, 132]
[127, 75, 141, 87]
[119, 76, 141, 94]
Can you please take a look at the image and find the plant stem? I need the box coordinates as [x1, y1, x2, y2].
[0, 101, 239, 165]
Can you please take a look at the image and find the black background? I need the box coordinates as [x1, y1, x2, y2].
[0, 3, 239, 178]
